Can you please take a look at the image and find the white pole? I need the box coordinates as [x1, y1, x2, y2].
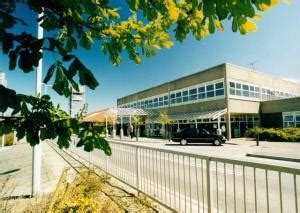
[32, 12, 43, 196]
[1, 134, 4, 148]
[120, 116, 123, 139]
[105, 116, 108, 138]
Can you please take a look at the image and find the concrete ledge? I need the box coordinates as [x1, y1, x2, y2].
[246, 153, 300, 163]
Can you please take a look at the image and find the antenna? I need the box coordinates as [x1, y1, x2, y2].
[247, 60, 258, 71]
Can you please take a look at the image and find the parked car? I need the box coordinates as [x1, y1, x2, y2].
[171, 127, 226, 146]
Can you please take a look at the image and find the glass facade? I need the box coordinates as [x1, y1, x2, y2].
[119, 78, 298, 110]
[119, 79, 225, 109]
[283, 111, 300, 127]
[229, 80, 297, 101]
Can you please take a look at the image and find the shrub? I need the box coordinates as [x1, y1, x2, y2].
[3, 132, 14, 146]
[245, 127, 300, 142]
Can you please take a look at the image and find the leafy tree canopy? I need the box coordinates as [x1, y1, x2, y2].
[0, 0, 288, 154]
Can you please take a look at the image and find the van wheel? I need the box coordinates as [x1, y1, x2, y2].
[180, 139, 187, 146]
[213, 139, 222, 146]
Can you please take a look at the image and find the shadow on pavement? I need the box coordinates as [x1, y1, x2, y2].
[0, 168, 20, 175]
[165, 143, 216, 146]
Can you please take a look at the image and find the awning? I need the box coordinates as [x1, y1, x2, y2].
[149, 108, 228, 123]
[83, 108, 159, 123]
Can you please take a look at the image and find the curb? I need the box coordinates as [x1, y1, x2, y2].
[246, 153, 300, 163]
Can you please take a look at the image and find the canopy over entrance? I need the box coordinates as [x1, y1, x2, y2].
[83, 107, 158, 123]
[149, 108, 228, 123]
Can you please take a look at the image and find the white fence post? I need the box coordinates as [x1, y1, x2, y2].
[136, 146, 140, 191]
[206, 158, 212, 213]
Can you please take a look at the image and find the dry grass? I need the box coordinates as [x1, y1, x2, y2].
[2, 168, 157, 212]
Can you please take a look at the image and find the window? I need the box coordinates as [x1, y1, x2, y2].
[216, 89, 224, 96]
[189, 88, 197, 101]
[242, 84, 249, 97]
[158, 97, 163, 107]
[176, 92, 182, 103]
[164, 95, 169, 106]
[170, 93, 176, 104]
[153, 98, 158, 108]
[215, 82, 223, 89]
[215, 81, 224, 96]
[206, 84, 214, 98]
[198, 86, 206, 99]
[182, 90, 188, 102]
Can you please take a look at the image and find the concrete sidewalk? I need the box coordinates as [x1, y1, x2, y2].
[0, 142, 69, 198]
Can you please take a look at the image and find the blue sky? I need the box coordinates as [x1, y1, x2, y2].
[1, 1, 299, 113]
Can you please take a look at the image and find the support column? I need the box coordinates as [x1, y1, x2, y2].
[226, 112, 231, 140]
[112, 116, 116, 138]
[32, 12, 43, 196]
[177, 121, 180, 132]
[120, 116, 124, 139]
[195, 120, 198, 128]
[105, 116, 108, 138]
[1, 134, 4, 148]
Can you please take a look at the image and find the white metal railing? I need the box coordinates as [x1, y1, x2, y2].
[69, 141, 300, 213]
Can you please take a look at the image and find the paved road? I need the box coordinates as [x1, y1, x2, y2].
[69, 139, 300, 213]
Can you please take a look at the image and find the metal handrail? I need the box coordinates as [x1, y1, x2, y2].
[108, 140, 300, 174]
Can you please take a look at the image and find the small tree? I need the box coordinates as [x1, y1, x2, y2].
[0, 0, 287, 154]
[159, 112, 172, 141]
[132, 116, 144, 142]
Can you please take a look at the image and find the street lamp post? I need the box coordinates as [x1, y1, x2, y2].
[32, 12, 43, 196]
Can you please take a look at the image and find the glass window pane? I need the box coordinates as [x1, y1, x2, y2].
[189, 88, 197, 94]
[243, 84, 249, 90]
[215, 82, 224, 89]
[284, 115, 294, 122]
[159, 97, 163, 101]
[230, 88, 235, 95]
[171, 94, 175, 98]
[154, 98, 158, 102]
[189, 94, 197, 101]
[206, 84, 214, 91]
[182, 90, 188, 96]
[296, 115, 300, 122]
[176, 92, 181, 97]
[183, 96, 188, 102]
[164, 96, 168, 100]
[250, 86, 254, 91]
[230, 82, 235, 88]
[236, 83, 241, 89]
[216, 89, 224, 96]
[176, 97, 182, 103]
[198, 87, 205, 93]
[243, 90, 249, 97]
[255, 87, 260, 92]
[164, 100, 168, 105]
[198, 93, 206, 99]
[207, 91, 215, 98]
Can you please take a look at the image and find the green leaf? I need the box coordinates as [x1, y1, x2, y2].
[43, 63, 56, 83]
[52, 65, 70, 97]
[9, 50, 18, 70]
[208, 16, 215, 33]
[18, 50, 33, 72]
[2, 33, 14, 54]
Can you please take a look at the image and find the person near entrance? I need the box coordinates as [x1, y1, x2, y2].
[129, 124, 134, 139]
